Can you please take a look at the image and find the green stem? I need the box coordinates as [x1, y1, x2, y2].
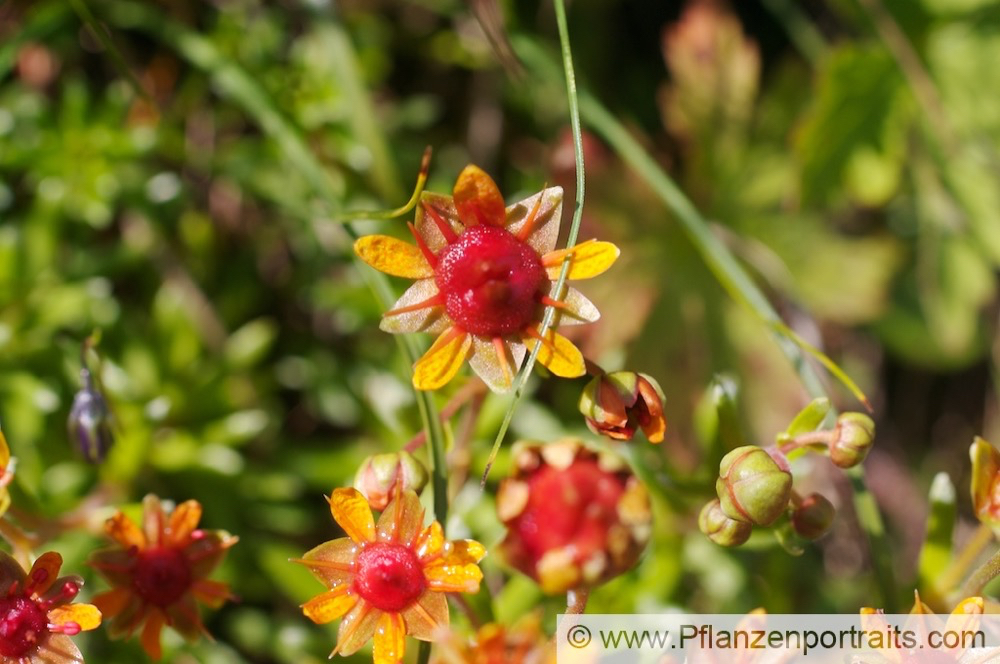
[960, 545, 1000, 598]
[938, 523, 994, 595]
[759, 0, 827, 66]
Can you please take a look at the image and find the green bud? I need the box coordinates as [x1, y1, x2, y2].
[353, 451, 429, 511]
[829, 413, 875, 469]
[699, 499, 751, 547]
[716, 446, 792, 526]
[790, 493, 835, 540]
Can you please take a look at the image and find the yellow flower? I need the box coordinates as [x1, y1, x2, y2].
[0, 550, 102, 663]
[294, 487, 486, 663]
[354, 165, 619, 392]
[88, 495, 239, 660]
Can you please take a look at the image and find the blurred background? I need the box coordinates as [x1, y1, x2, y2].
[1, 0, 999, 661]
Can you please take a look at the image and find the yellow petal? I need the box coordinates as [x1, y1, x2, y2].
[0, 430, 9, 470]
[166, 500, 202, 547]
[329, 488, 376, 543]
[105, 511, 146, 550]
[544, 240, 620, 280]
[415, 522, 445, 561]
[424, 562, 483, 593]
[524, 329, 585, 378]
[400, 590, 448, 641]
[302, 588, 358, 625]
[376, 490, 425, 545]
[412, 328, 471, 391]
[48, 603, 102, 631]
[28, 552, 63, 595]
[453, 165, 506, 227]
[373, 611, 407, 664]
[354, 235, 435, 279]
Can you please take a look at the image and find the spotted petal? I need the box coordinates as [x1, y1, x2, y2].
[453, 165, 506, 227]
[48, 602, 102, 631]
[329, 488, 376, 543]
[543, 240, 620, 280]
[553, 287, 600, 326]
[376, 489, 425, 545]
[380, 279, 449, 335]
[524, 329, 586, 378]
[412, 328, 472, 391]
[506, 186, 563, 255]
[302, 587, 358, 625]
[373, 611, 407, 664]
[401, 589, 448, 641]
[355, 235, 435, 279]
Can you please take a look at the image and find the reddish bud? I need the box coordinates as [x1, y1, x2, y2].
[353, 451, 429, 511]
[497, 439, 651, 594]
[790, 493, 835, 540]
[829, 413, 875, 469]
[579, 371, 667, 443]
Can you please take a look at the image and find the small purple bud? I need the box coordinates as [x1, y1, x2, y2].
[68, 369, 113, 463]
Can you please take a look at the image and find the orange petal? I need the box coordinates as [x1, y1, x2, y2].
[140, 608, 166, 660]
[424, 562, 483, 593]
[376, 490, 425, 545]
[453, 165, 505, 227]
[335, 602, 380, 656]
[329, 488, 376, 543]
[192, 579, 235, 609]
[543, 240, 620, 280]
[302, 588, 358, 625]
[48, 603, 102, 631]
[373, 611, 407, 664]
[92, 587, 135, 619]
[415, 522, 445, 562]
[412, 328, 471, 391]
[142, 494, 167, 547]
[0, 430, 9, 470]
[354, 235, 435, 279]
[523, 329, 586, 378]
[401, 590, 448, 641]
[27, 551, 62, 596]
[105, 511, 146, 550]
[166, 500, 202, 547]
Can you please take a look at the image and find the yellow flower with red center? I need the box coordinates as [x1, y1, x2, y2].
[87, 495, 239, 660]
[354, 165, 620, 392]
[294, 487, 485, 663]
[0, 550, 101, 664]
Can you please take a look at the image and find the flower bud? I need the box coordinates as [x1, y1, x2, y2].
[829, 413, 875, 468]
[353, 451, 428, 511]
[579, 371, 666, 443]
[790, 493, 835, 540]
[970, 437, 1000, 529]
[699, 499, 751, 547]
[716, 446, 792, 526]
[67, 369, 114, 463]
[497, 438, 652, 594]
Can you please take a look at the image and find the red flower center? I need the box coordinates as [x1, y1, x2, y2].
[0, 595, 48, 658]
[435, 225, 547, 336]
[510, 460, 625, 562]
[133, 547, 192, 607]
[353, 542, 426, 612]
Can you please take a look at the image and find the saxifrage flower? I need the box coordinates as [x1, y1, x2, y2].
[293, 487, 485, 663]
[0, 550, 101, 664]
[354, 165, 620, 392]
[87, 495, 239, 660]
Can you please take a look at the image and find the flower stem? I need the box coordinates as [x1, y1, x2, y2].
[938, 523, 994, 594]
[960, 545, 1000, 598]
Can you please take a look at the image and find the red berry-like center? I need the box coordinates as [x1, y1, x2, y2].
[353, 542, 426, 612]
[510, 460, 625, 562]
[435, 225, 547, 336]
[0, 595, 48, 658]
[133, 547, 192, 607]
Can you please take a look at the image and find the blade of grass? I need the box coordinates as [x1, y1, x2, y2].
[68, 0, 151, 101]
[98, 1, 449, 526]
[480, 0, 586, 484]
[513, 36, 898, 610]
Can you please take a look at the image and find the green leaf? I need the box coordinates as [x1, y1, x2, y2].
[796, 45, 906, 205]
[917, 472, 956, 602]
[783, 397, 831, 439]
[694, 375, 744, 475]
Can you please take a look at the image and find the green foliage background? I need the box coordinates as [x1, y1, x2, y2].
[1, 0, 999, 661]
